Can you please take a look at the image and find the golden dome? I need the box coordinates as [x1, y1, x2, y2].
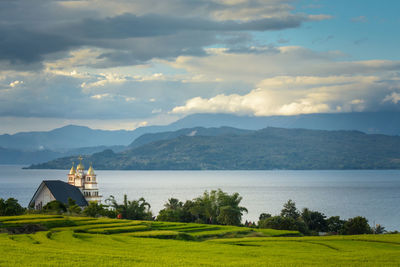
[69, 164, 76, 175]
[87, 164, 95, 176]
[76, 156, 84, 171]
[77, 162, 84, 171]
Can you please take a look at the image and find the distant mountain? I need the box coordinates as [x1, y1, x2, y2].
[2, 112, 400, 153]
[164, 112, 400, 135]
[129, 126, 251, 148]
[0, 147, 63, 164]
[29, 127, 400, 170]
[0, 125, 134, 151]
[0, 145, 126, 165]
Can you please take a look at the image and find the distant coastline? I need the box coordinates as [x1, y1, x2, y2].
[27, 127, 400, 170]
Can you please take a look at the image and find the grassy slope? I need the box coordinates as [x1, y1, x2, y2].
[0, 215, 399, 266]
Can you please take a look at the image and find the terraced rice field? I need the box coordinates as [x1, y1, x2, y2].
[0, 215, 399, 266]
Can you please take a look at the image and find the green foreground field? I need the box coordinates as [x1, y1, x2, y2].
[0, 215, 399, 266]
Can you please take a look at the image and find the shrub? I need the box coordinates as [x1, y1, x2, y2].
[42, 201, 67, 214]
[341, 216, 372, 235]
[0, 198, 25, 216]
[258, 216, 307, 234]
[83, 202, 111, 217]
[326, 216, 345, 233]
[301, 208, 327, 232]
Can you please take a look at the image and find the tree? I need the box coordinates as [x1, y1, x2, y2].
[217, 206, 241, 225]
[106, 195, 152, 220]
[191, 190, 219, 224]
[341, 216, 372, 235]
[190, 189, 247, 226]
[258, 215, 307, 233]
[280, 200, 300, 220]
[373, 224, 386, 234]
[216, 190, 248, 226]
[43, 200, 66, 214]
[67, 198, 81, 215]
[301, 208, 327, 232]
[83, 202, 108, 217]
[0, 198, 25, 216]
[157, 198, 184, 222]
[326, 216, 345, 233]
[259, 213, 272, 221]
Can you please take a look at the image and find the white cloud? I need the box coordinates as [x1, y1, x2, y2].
[151, 108, 162, 114]
[90, 93, 111, 100]
[124, 97, 136, 102]
[383, 92, 400, 104]
[9, 80, 23, 88]
[171, 74, 396, 116]
[170, 47, 400, 83]
[81, 73, 128, 90]
[167, 46, 400, 116]
[133, 73, 166, 82]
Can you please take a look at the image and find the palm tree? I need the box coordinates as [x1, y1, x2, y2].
[106, 195, 152, 220]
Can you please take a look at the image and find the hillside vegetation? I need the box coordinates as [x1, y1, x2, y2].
[30, 127, 400, 170]
[0, 215, 399, 266]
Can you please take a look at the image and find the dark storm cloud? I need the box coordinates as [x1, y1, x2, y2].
[0, 25, 77, 64]
[74, 13, 305, 39]
[0, 0, 311, 69]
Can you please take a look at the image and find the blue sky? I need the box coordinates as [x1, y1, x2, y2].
[0, 0, 399, 133]
[256, 0, 400, 60]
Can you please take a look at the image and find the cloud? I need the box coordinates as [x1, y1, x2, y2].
[169, 47, 400, 82]
[81, 73, 128, 90]
[0, 0, 331, 69]
[9, 80, 23, 88]
[169, 47, 400, 117]
[90, 93, 111, 100]
[171, 75, 389, 116]
[383, 92, 400, 104]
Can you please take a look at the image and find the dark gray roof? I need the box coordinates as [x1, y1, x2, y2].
[30, 180, 88, 207]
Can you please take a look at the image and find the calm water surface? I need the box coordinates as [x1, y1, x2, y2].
[0, 165, 399, 230]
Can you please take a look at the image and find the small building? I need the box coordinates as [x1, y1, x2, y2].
[29, 180, 88, 210]
[30, 157, 102, 210]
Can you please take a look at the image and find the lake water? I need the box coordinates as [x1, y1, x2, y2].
[0, 165, 399, 230]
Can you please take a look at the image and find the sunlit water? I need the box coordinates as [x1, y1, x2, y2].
[0, 165, 399, 230]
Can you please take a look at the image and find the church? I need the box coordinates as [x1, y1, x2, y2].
[29, 157, 101, 210]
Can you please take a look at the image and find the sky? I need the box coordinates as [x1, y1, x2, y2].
[0, 0, 399, 134]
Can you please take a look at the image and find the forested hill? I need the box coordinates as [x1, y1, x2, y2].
[28, 127, 400, 170]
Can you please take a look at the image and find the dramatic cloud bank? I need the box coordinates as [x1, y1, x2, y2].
[0, 0, 399, 133]
[170, 48, 400, 116]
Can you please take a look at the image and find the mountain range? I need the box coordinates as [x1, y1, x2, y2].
[2, 111, 400, 165]
[28, 127, 400, 170]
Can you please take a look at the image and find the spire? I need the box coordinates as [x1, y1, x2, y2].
[76, 156, 85, 171]
[87, 163, 95, 176]
[69, 162, 76, 175]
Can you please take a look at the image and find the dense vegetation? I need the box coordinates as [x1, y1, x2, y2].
[0, 214, 399, 266]
[29, 127, 400, 170]
[3, 190, 388, 236]
[257, 200, 382, 235]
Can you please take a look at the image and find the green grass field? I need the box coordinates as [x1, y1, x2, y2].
[0, 215, 399, 266]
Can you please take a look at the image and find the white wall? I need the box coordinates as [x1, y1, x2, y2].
[34, 185, 55, 209]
